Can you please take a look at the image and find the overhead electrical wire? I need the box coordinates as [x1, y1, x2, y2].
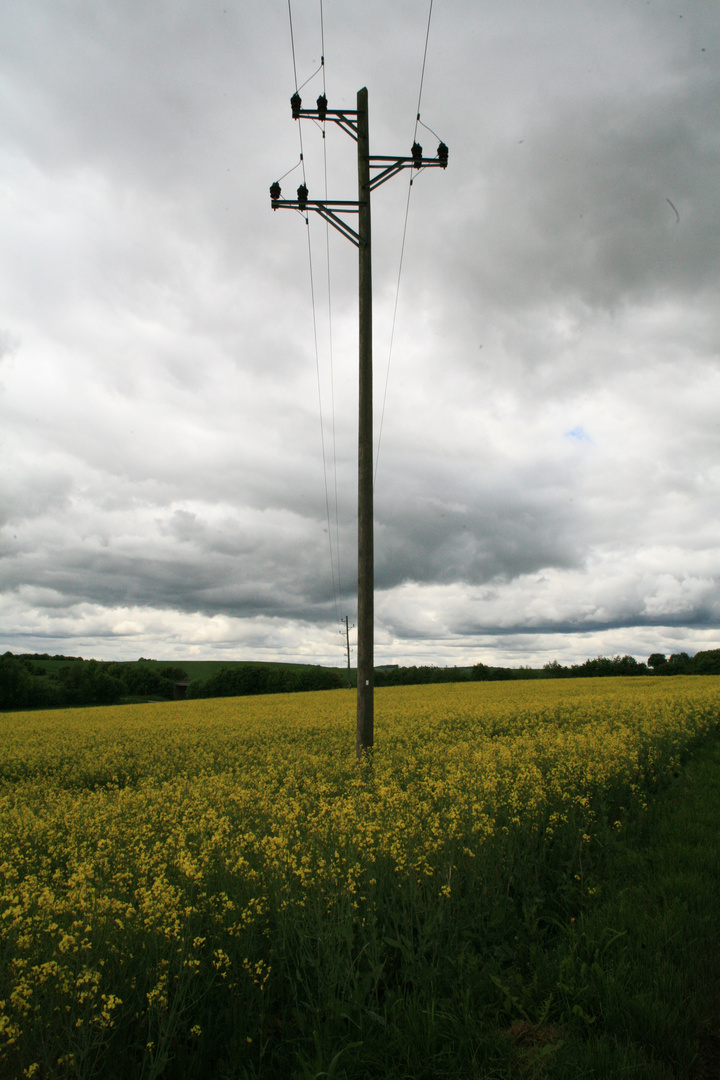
[307, 220, 342, 630]
[318, 1, 344, 631]
[374, 178, 413, 490]
[287, 0, 299, 87]
[374, 0, 436, 489]
[414, 0, 434, 144]
[287, 0, 344, 632]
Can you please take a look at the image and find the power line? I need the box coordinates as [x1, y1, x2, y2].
[374, 174, 413, 490]
[307, 218, 342, 628]
[375, 0, 436, 489]
[319, 9, 344, 627]
[296, 61, 323, 93]
[414, 0, 434, 142]
[417, 116, 443, 143]
[287, 0, 343, 630]
[287, 0, 299, 93]
[318, 0, 344, 627]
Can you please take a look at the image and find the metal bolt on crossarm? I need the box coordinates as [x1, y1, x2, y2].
[270, 87, 447, 760]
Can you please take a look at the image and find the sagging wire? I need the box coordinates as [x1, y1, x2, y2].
[297, 61, 323, 93]
[374, 176, 413, 491]
[276, 157, 304, 184]
[417, 117, 444, 143]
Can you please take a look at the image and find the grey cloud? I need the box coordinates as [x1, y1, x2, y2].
[375, 491, 580, 590]
[0, 469, 73, 528]
[0, 330, 21, 364]
[451, 86, 720, 318]
[1, 0, 719, 664]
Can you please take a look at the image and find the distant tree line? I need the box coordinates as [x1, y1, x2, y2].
[372, 663, 517, 686]
[2, 648, 720, 711]
[542, 655, 649, 678]
[373, 655, 648, 685]
[0, 654, 187, 711]
[507, 650, 719, 679]
[0, 654, 342, 711]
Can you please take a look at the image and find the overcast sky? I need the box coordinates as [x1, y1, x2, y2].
[1, 0, 719, 668]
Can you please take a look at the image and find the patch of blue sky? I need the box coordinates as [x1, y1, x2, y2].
[564, 426, 593, 444]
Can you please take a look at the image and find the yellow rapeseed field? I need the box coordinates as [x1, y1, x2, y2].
[1, 676, 719, 1078]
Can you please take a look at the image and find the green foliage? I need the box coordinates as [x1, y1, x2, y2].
[4, 645, 720, 712]
[690, 648, 720, 674]
[646, 650, 720, 676]
[188, 663, 343, 698]
[0, 654, 190, 711]
[375, 656, 653, 687]
[0, 653, 34, 710]
[542, 655, 648, 678]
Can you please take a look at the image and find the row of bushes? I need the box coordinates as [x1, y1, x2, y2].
[545, 650, 720, 678]
[373, 654, 652, 685]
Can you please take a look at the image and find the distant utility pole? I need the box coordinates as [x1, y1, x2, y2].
[270, 87, 447, 760]
[342, 614, 354, 689]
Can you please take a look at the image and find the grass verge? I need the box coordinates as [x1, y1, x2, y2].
[534, 736, 720, 1080]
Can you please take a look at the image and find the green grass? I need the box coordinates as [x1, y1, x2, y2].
[534, 737, 720, 1079]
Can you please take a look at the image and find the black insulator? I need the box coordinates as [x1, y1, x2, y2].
[297, 183, 308, 208]
[316, 93, 328, 121]
[411, 141, 423, 167]
[269, 181, 281, 202]
[437, 142, 449, 167]
[291, 92, 302, 119]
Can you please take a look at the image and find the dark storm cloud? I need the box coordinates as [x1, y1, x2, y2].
[437, 69, 720, 335]
[374, 479, 581, 590]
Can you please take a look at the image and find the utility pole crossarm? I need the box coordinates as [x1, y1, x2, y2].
[368, 148, 448, 191]
[291, 92, 359, 139]
[270, 195, 361, 245]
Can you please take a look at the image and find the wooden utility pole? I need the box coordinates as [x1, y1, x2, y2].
[356, 88, 374, 759]
[270, 87, 447, 761]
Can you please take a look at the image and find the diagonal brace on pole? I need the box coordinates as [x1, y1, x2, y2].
[368, 150, 448, 190]
[271, 197, 360, 246]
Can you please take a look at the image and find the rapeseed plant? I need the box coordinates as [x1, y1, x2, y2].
[0, 677, 718, 1077]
